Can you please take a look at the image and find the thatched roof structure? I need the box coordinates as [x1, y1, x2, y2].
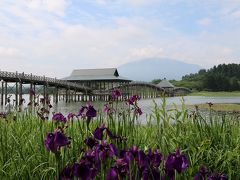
[157, 78, 174, 88]
[63, 68, 131, 82]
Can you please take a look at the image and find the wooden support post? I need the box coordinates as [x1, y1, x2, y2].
[46, 84, 49, 104]
[15, 82, 18, 107]
[33, 84, 36, 100]
[1, 80, 4, 106]
[74, 90, 77, 102]
[68, 89, 70, 102]
[19, 82, 22, 105]
[30, 83, 33, 103]
[65, 89, 68, 103]
[43, 84, 46, 105]
[4, 81, 7, 105]
[55, 87, 59, 103]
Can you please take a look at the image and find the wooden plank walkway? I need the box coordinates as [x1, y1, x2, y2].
[0, 70, 92, 93]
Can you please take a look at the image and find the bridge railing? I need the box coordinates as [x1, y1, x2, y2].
[0, 70, 91, 91]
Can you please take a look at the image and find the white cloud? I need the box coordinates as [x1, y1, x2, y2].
[126, 0, 159, 5]
[230, 10, 240, 19]
[26, 0, 69, 16]
[125, 0, 187, 6]
[197, 18, 212, 26]
[0, 47, 22, 57]
[222, 47, 233, 54]
[129, 46, 164, 59]
[94, 0, 108, 5]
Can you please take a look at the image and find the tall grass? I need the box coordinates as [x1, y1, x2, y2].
[0, 97, 240, 179]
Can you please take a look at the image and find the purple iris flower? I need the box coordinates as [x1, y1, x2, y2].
[122, 151, 134, 163]
[134, 106, 143, 115]
[125, 95, 143, 115]
[59, 165, 73, 180]
[84, 137, 98, 149]
[208, 172, 228, 180]
[147, 149, 163, 168]
[86, 105, 97, 118]
[67, 112, 75, 120]
[106, 128, 120, 139]
[165, 149, 189, 178]
[175, 149, 189, 173]
[73, 161, 96, 180]
[194, 172, 204, 180]
[106, 167, 119, 180]
[93, 124, 106, 140]
[103, 104, 111, 113]
[116, 158, 131, 176]
[52, 112, 67, 123]
[93, 124, 125, 141]
[103, 103, 116, 114]
[78, 106, 87, 116]
[138, 150, 149, 169]
[129, 145, 139, 160]
[78, 103, 97, 118]
[44, 129, 71, 153]
[95, 140, 118, 160]
[127, 95, 141, 105]
[142, 168, 160, 180]
[194, 166, 227, 180]
[194, 165, 209, 180]
[111, 89, 121, 99]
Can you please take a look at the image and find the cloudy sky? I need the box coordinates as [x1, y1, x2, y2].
[0, 0, 240, 78]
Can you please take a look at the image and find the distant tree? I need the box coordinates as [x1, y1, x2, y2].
[198, 69, 206, 74]
[230, 77, 239, 91]
[151, 79, 161, 84]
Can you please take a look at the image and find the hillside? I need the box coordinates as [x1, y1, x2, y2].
[169, 63, 240, 91]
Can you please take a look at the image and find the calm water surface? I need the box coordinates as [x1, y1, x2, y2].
[51, 96, 240, 118]
[1, 95, 240, 116]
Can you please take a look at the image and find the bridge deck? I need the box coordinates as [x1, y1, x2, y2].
[0, 71, 92, 93]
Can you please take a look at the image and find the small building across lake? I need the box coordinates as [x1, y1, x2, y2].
[157, 78, 175, 96]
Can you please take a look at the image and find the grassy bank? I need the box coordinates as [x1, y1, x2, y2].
[187, 103, 240, 112]
[0, 97, 240, 179]
[188, 91, 240, 96]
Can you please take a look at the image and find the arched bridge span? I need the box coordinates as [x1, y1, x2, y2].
[116, 81, 164, 92]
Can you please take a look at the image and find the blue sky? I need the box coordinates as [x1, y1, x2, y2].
[0, 0, 240, 78]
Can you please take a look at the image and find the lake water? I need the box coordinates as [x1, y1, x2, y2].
[57, 96, 240, 114]
[1, 95, 240, 118]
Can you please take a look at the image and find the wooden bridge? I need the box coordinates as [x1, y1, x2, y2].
[0, 70, 92, 106]
[0, 70, 191, 106]
[110, 81, 165, 99]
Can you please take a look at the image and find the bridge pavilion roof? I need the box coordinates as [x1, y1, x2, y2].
[157, 78, 174, 88]
[63, 68, 131, 82]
